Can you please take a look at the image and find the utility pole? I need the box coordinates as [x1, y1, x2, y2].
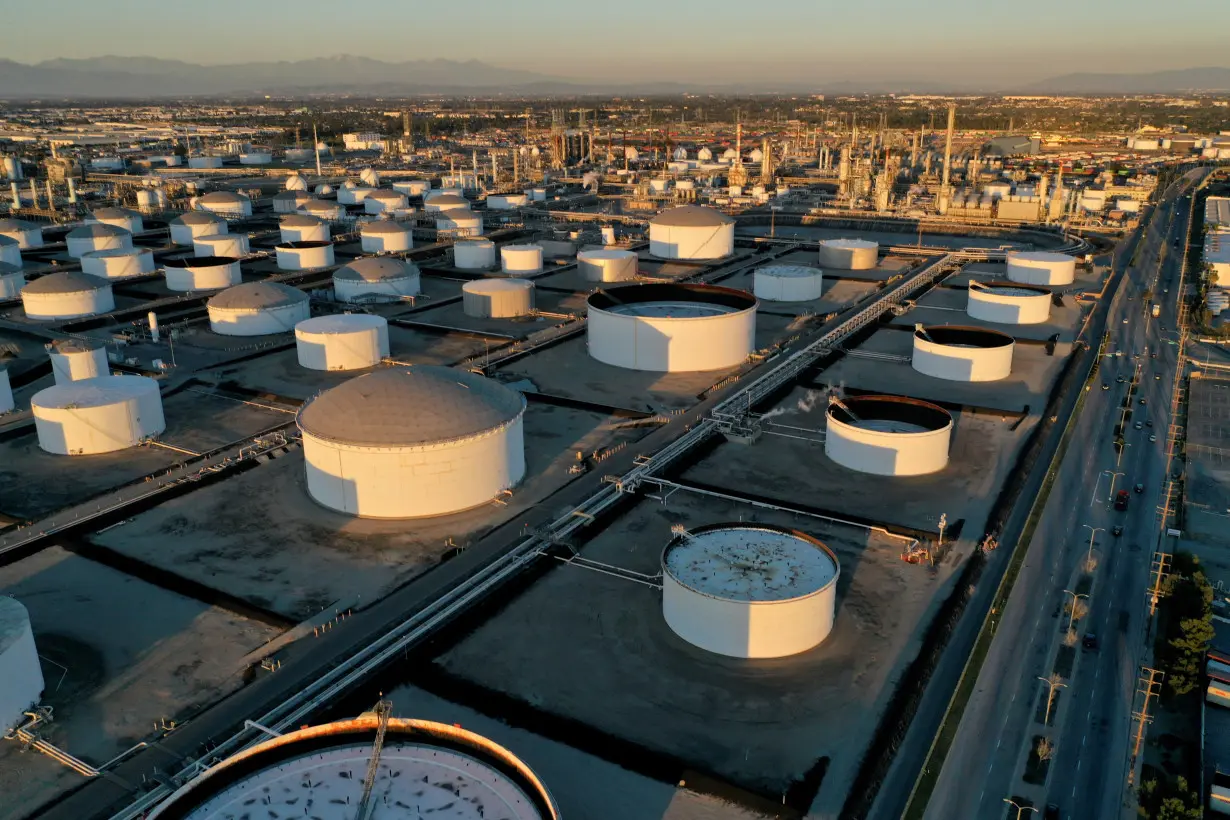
[1037, 674, 1067, 726]
[1148, 552, 1172, 616]
[1063, 589, 1089, 634]
[1128, 667, 1164, 784]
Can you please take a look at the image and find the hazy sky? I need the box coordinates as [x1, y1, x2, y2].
[6, 0, 1228, 85]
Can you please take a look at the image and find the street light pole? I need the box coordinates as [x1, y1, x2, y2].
[1064, 588, 1090, 633]
[1082, 524, 1106, 564]
[1037, 675, 1068, 726]
[1003, 798, 1038, 820]
[1105, 471, 1125, 503]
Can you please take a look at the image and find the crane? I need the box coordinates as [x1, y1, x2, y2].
[355, 699, 393, 820]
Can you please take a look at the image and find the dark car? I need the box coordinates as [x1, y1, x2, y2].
[1112, 525, 1124, 537]
[1134, 421, 1143, 430]
[1135, 482, 1144, 493]
[1139, 397, 1147, 405]
[1115, 490, 1130, 511]
[1117, 376, 1126, 383]
[1045, 804, 1061, 820]
[1083, 634, 1099, 650]
[1102, 383, 1110, 390]
[1146, 419, 1153, 427]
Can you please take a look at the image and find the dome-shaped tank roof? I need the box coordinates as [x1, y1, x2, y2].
[198, 191, 250, 204]
[66, 223, 130, 239]
[333, 257, 417, 282]
[301, 199, 338, 213]
[22, 271, 110, 294]
[298, 366, 525, 447]
[360, 219, 410, 234]
[171, 211, 224, 226]
[32, 374, 158, 410]
[280, 213, 323, 228]
[426, 193, 468, 207]
[208, 281, 308, 311]
[367, 188, 404, 199]
[0, 218, 36, 232]
[650, 205, 734, 227]
[296, 314, 386, 334]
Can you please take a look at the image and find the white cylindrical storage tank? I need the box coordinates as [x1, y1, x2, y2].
[1005, 251, 1076, 286]
[297, 366, 528, 518]
[648, 178, 671, 194]
[661, 524, 839, 659]
[392, 179, 431, 197]
[333, 257, 421, 303]
[967, 281, 1053, 324]
[89, 207, 144, 235]
[195, 191, 252, 217]
[436, 211, 483, 236]
[454, 237, 496, 270]
[500, 244, 543, 275]
[279, 214, 330, 244]
[825, 395, 952, 476]
[424, 192, 470, 213]
[194, 233, 249, 258]
[0, 263, 23, 299]
[818, 238, 879, 270]
[462, 278, 534, 318]
[336, 185, 376, 205]
[135, 189, 159, 211]
[364, 189, 407, 214]
[295, 314, 389, 371]
[170, 212, 226, 246]
[912, 325, 1014, 382]
[207, 282, 311, 336]
[359, 168, 380, 187]
[0, 597, 44, 730]
[21, 272, 114, 320]
[0, 366, 11, 414]
[487, 193, 530, 210]
[188, 156, 223, 169]
[65, 223, 132, 258]
[0, 236, 21, 268]
[299, 199, 345, 220]
[275, 240, 334, 271]
[32, 375, 165, 455]
[587, 283, 756, 372]
[753, 265, 824, 302]
[0, 218, 42, 249]
[284, 148, 314, 163]
[80, 247, 155, 279]
[359, 219, 413, 253]
[272, 190, 314, 214]
[600, 226, 616, 246]
[648, 205, 735, 260]
[238, 151, 272, 165]
[164, 256, 242, 291]
[48, 339, 108, 384]
[284, 173, 309, 191]
[577, 248, 638, 282]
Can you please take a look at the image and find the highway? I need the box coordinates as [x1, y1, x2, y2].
[923, 169, 1204, 820]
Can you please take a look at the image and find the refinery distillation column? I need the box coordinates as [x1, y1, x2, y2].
[939, 103, 955, 215]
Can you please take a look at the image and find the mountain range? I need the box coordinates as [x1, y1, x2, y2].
[1, 56, 1228, 98]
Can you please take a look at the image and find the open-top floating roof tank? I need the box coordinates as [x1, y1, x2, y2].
[0, 596, 43, 731]
[169, 212, 226, 246]
[0, 218, 43, 249]
[21, 272, 115, 319]
[48, 338, 107, 384]
[463, 278, 534, 318]
[333, 257, 420, 303]
[825, 394, 952, 476]
[193, 233, 249, 259]
[274, 240, 334, 271]
[295, 314, 389, 371]
[80, 247, 155, 280]
[912, 324, 1014, 382]
[967, 280, 1053, 324]
[577, 248, 638, 282]
[296, 366, 527, 518]
[163, 256, 241, 292]
[648, 205, 735, 260]
[360, 219, 412, 253]
[661, 524, 839, 659]
[454, 237, 496, 270]
[1005, 251, 1075, 286]
[587, 282, 757, 372]
[279, 214, 329, 244]
[817, 238, 878, 270]
[32, 375, 164, 455]
[753, 264, 824, 302]
[146, 715, 559, 820]
[207, 282, 310, 336]
[65, 223, 132, 258]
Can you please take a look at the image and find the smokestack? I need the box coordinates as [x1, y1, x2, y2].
[148, 311, 160, 343]
[313, 123, 322, 177]
[942, 104, 955, 191]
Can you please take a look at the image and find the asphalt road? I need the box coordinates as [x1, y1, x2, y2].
[923, 170, 1204, 820]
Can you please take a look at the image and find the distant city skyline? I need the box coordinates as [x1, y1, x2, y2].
[7, 0, 1229, 87]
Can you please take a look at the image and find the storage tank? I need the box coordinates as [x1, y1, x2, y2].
[1005, 251, 1076, 286]
[187, 156, 223, 169]
[392, 179, 431, 196]
[363, 189, 407, 214]
[463, 278, 534, 318]
[135, 188, 168, 212]
[169, 212, 226, 246]
[284, 148, 314, 163]
[297, 366, 527, 518]
[0, 218, 43, 249]
[587, 283, 756, 372]
[163, 256, 242, 292]
[437, 210, 483, 236]
[89, 207, 144, 234]
[275, 240, 335, 271]
[487, 193, 530, 209]
[313, 183, 335, 197]
[21, 272, 114, 319]
[454, 237, 497, 270]
[193, 233, 249, 259]
[238, 151, 272, 165]
[753, 265, 824, 302]
[0, 263, 23, 299]
[424, 192, 470, 213]
[32, 375, 164, 455]
[272, 190, 314, 214]
[359, 168, 380, 187]
[295, 314, 389, 371]
[333, 257, 420, 303]
[195, 191, 252, 217]
[279, 214, 330, 244]
[912, 325, 1014, 382]
[0, 365, 11, 414]
[0, 236, 21, 268]
[967, 280, 1052, 324]
[207, 282, 310, 336]
[336, 185, 375, 205]
[662, 524, 839, 658]
[817, 238, 879, 270]
[648, 205, 735, 260]
[0, 597, 43, 731]
[48, 338, 108, 384]
[500, 244, 543, 275]
[359, 219, 413, 253]
[825, 395, 952, 476]
[577, 248, 638, 282]
[65, 223, 132, 258]
[284, 173, 309, 192]
[80, 247, 155, 279]
[299, 199, 345, 220]
[145, 715, 559, 820]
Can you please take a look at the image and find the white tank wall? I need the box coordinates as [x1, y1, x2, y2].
[455, 239, 496, 269]
[0, 368, 12, 414]
[197, 196, 251, 217]
[587, 305, 756, 372]
[280, 222, 330, 244]
[295, 319, 389, 371]
[334, 274, 421, 303]
[364, 193, 408, 214]
[662, 572, 835, 658]
[392, 180, 431, 196]
[1005, 252, 1076, 286]
[825, 416, 951, 476]
[360, 227, 413, 253]
[188, 156, 223, 169]
[208, 302, 311, 336]
[0, 271, 24, 299]
[23, 287, 115, 320]
[66, 231, 131, 259]
[501, 245, 543, 274]
[818, 240, 878, 270]
[337, 186, 375, 205]
[577, 249, 638, 282]
[194, 234, 249, 258]
[753, 268, 824, 302]
[463, 280, 534, 318]
[33, 378, 165, 455]
[0, 599, 44, 731]
[967, 287, 1052, 324]
[648, 222, 734, 260]
[437, 212, 483, 235]
[487, 193, 529, 209]
[239, 152, 272, 165]
[912, 336, 1014, 382]
[302, 417, 525, 518]
[80, 248, 155, 279]
[0, 224, 41, 249]
[50, 347, 108, 385]
[170, 219, 225, 246]
[276, 243, 334, 271]
[0, 242, 21, 269]
[165, 260, 242, 291]
[91, 213, 143, 234]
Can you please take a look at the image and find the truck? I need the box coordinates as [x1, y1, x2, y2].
[1151, 303, 1161, 318]
[1115, 489, 1130, 511]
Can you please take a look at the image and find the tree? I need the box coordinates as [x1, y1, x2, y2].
[1035, 736, 1055, 762]
[1155, 777, 1202, 820]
